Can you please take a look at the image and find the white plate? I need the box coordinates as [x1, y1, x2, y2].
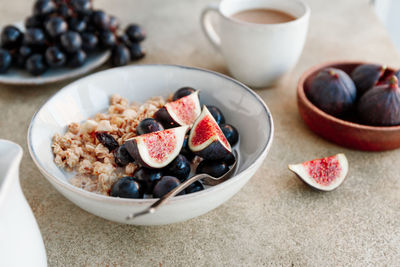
[27, 64, 274, 225]
[0, 23, 110, 85]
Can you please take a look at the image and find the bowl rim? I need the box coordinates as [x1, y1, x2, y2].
[27, 64, 274, 205]
[297, 60, 400, 132]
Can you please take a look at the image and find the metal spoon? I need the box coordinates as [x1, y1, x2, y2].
[126, 151, 238, 220]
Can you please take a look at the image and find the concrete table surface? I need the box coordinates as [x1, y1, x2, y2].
[1, 0, 400, 266]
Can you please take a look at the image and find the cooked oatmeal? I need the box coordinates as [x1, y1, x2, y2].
[52, 94, 167, 195]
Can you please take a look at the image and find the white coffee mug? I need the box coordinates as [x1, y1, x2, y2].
[201, 0, 310, 87]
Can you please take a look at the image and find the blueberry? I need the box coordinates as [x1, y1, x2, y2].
[136, 118, 164, 135]
[1, 25, 23, 49]
[185, 181, 204, 194]
[68, 49, 86, 67]
[45, 16, 68, 38]
[125, 24, 146, 42]
[91, 10, 110, 30]
[207, 105, 225, 125]
[223, 153, 236, 166]
[172, 87, 196, 101]
[95, 132, 119, 151]
[134, 167, 163, 194]
[196, 160, 229, 177]
[220, 124, 239, 146]
[153, 176, 184, 198]
[60, 31, 82, 53]
[165, 154, 191, 181]
[33, 0, 56, 16]
[45, 46, 66, 67]
[25, 54, 47, 76]
[0, 49, 12, 73]
[110, 177, 144, 199]
[81, 32, 98, 52]
[111, 44, 130, 67]
[180, 135, 195, 161]
[99, 30, 116, 48]
[113, 144, 134, 167]
[69, 17, 87, 32]
[128, 42, 145, 60]
[24, 28, 46, 47]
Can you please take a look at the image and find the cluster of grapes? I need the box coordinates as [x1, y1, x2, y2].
[0, 0, 146, 76]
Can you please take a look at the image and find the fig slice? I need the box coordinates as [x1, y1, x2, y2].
[125, 125, 189, 168]
[154, 91, 201, 128]
[288, 154, 348, 191]
[188, 106, 232, 160]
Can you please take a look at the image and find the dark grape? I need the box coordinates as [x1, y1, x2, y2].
[45, 46, 66, 67]
[81, 32, 98, 52]
[128, 42, 145, 60]
[125, 24, 146, 42]
[91, 10, 110, 30]
[68, 49, 87, 67]
[45, 16, 68, 38]
[0, 49, 12, 73]
[23, 28, 46, 48]
[1, 25, 23, 49]
[99, 30, 116, 48]
[69, 17, 87, 32]
[60, 31, 82, 53]
[25, 54, 47, 76]
[16, 45, 33, 67]
[111, 44, 130, 67]
[33, 0, 56, 16]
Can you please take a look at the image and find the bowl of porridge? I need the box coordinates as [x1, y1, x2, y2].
[27, 64, 273, 225]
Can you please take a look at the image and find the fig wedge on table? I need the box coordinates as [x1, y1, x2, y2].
[188, 106, 232, 160]
[154, 90, 201, 128]
[288, 153, 348, 191]
[125, 125, 188, 168]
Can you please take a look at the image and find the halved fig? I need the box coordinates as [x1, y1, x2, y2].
[288, 154, 348, 191]
[154, 91, 201, 128]
[188, 106, 232, 160]
[125, 125, 188, 168]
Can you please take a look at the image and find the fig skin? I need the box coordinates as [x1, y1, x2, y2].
[307, 68, 357, 117]
[395, 70, 400, 86]
[193, 141, 231, 160]
[154, 107, 179, 128]
[357, 75, 400, 126]
[351, 64, 386, 95]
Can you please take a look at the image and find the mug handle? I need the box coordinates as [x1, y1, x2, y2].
[201, 3, 221, 50]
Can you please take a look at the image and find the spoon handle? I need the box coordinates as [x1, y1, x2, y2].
[126, 173, 209, 220]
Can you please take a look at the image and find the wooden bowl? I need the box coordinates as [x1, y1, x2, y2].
[297, 61, 400, 151]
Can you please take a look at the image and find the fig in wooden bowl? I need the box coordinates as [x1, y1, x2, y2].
[297, 61, 400, 151]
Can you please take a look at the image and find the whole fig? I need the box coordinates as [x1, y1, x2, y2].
[357, 75, 400, 126]
[351, 64, 386, 95]
[306, 68, 357, 117]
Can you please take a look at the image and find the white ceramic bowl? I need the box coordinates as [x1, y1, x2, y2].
[28, 64, 274, 225]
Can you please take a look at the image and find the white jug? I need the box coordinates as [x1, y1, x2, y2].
[0, 140, 47, 267]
